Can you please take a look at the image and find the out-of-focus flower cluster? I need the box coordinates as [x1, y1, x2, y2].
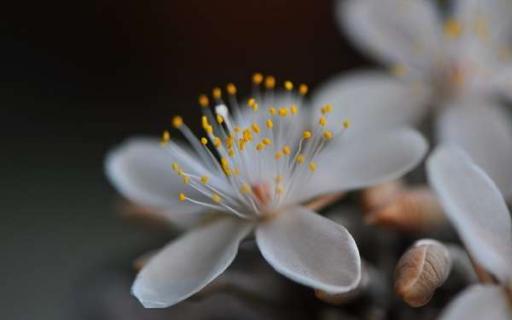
[103, 0, 512, 319]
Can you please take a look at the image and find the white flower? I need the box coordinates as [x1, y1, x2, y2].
[105, 76, 427, 308]
[314, 0, 512, 197]
[427, 145, 512, 319]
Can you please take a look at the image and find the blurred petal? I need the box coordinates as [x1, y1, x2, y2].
[453, 0, 512, 46]
[436, 101, 512, 197]
[297, 128, 427, 200]
[256, 206, 361, 293]
[132, 217, 252, 308]
[105, 137, 221, 219]
[338, 0, 442, 69]
[427, 146, 512, 282]
[311, 71, 429, 137]
[440, 284, 511, 320]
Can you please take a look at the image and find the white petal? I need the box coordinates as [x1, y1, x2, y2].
[436, 101, 512, 197]
[427, 146, 512, 282]
[256, 206, 361, 293]
[440, 285, 511, 320]
[297, 128, 427, 200]
[132, 217, 252, 308]
[338, 0, 442, 69]
[453, 0, 512, 47]
[105, 137, 222, 219]
[311, 71, 430, 137]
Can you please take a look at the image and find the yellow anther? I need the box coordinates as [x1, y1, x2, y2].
[443, 18, 462, 39]
[228, 148, 235, 157]
[275, 175, 283, 183]
[284, 80, 294, 91]
[256, 142, 265, 151]
[265, 119, 274, 129]
[268, 107, 277, 116]
[295, 154, 305, 164]
[238, 139, 246, 151]
[204, 125, 213, 134]
[200, 176, 209, 185]
[221, 157, 231, 174]
[240, 183, 251, 194]
[243, 129, 253, 142]
[226, 83, 237, 95]
[303, 130, 312, 139]
[282, 145, 291, 155]
[262, 137, 272, 145]
[234, 126, 241, 133]
[182, 175, 191, 184]
[212, 87, 222, 99]
[171, 162, 180, 173]
[225, 135, 234, 148]
[308, 162, 317, 172]
[198, 94, 209, 108]
[342, 119, 351, 129]
[251, 123, 261, 134]
[275, 185, 284, 195]
[201, 116, 210, 128]
[279, 107, 289, 117]
[200, 137, 208, 145]
[319, 116, 327, 127]
[252, 73, 264, 85]
[299, 83, 308, 96]
[172, 115, 183, 128]
[211, 193, 222, 203]
[290, 104, 298, 114]
[264, 75, 276, 89]
[321, 104, 333, 114]
[216, 114, 224, 124]
[323, 130, 333, 140]
[248, 98, 258, 111]
[161, 130, 171, 143]
[275, 151, 283, 160]
[213, 137, 222, 148]
[179, 193, 187, 201]
[390, 64, 407, 77]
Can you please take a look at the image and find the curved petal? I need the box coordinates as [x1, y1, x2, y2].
[338, 0, 442, 69]
[427, 146, 512, 282]
[256, 206, 361, 293]
[440, 284, 511, 320]
[311, 71, 430, 137]
[105, 137, 222, 219]
[436, 101, 512, 198]
[132, 217, 253, 308]
[296, 128, 427, 201]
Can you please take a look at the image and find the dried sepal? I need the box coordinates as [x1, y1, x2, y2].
[394, 239, 452, 307]
[360, 180, 404, 212]
[365, 186, 446, 233]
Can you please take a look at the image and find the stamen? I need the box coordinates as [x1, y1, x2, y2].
[298, 84, 308, 96]
[319, 116, 327, 127]
[284, 80, 294, 91]
[172, 116, 184, 128]
[279, 107, 288, 117]
[179, 193, 187, 201]
[265, 119, 274, 129]
[161, 130, 171, 145]
[198, 94, 209, 108]
[443, 18, 462, 39]
[211, 193, 222, 203]
[323, 130, 333, 140]
[212, 87, 222, 100]
[264, 75, 276, 89]
[343, 119, 351, 129]
[303, 130, 312, 140]
[268, 107, 277, 116]
[226, 83, 237, 95]
[308, 162, 317, 172]
[252, 73, 264, 86]
[200, 176, 209, 185]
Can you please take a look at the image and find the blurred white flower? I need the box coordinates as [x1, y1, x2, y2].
[315, 0, 512, 197]
[428, 145, 512, 319]
[105, 76, 427, 308]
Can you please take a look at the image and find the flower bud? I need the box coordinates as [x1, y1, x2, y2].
[394, 239, 451, 307]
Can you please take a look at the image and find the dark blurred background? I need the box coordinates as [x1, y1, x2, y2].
[1, 1, 369, 318]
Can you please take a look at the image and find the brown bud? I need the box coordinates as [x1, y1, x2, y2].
[394, 239, 451, 307]
[365, 186, 445, 233]
[360, 180, 404, 212]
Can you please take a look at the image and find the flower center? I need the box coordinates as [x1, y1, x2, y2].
[161, 73, 350, 219]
